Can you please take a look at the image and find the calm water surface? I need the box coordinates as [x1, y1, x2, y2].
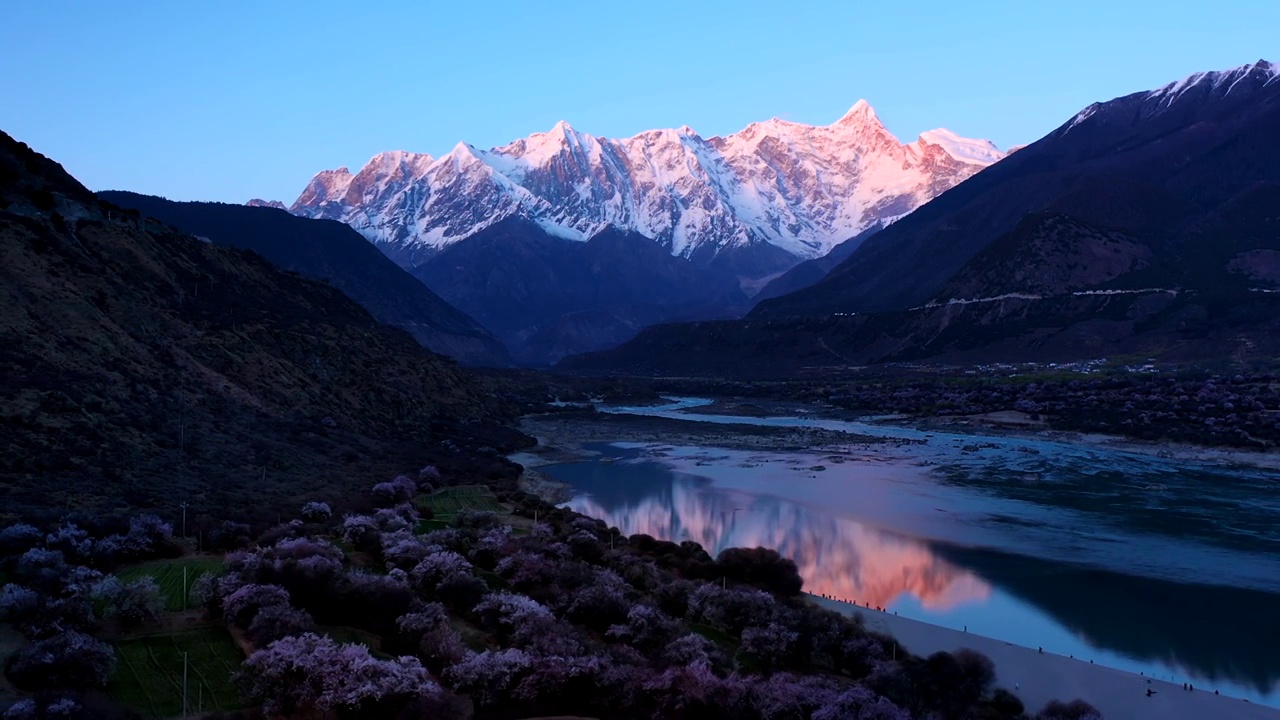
[540, 398, 1280, 707]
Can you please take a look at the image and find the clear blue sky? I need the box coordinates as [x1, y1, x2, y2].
[3, 0, 1276, 203]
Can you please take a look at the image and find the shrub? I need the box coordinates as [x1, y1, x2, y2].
[43, 524, 92, 561]
[207, 520, 252, 552]
[5, 630, 116, 690]
[954, 648, 997, 705]
[247, 603, 315, 645]
[741, 622, 800, 673]
[341, 515, 381, 553]
[410, 551, 472, 595]
[397, 604, 469, 674]
[90, 575, 166, 626]
[0, 584, 40, 624]
[241, 633, 438, 716]
[300, 502, 332, 522]
[436, 572, 488, 614]
[812, 685, 911, 720]
[222, 583, 290, 627]
[371, 476, 417, 506]
[380, 530, 434, 570]
[0, 523, 43, 559]
[714, 546, 804, 596]
[445, 648, 533, 708]
[1036, 699, 1104, 720]
[989, 688, 1024, 717]
[606, 604, 682, 654]
[454, 510, 503, 531]
[122, 514, 177, 558]
[565, 580, 630, 633]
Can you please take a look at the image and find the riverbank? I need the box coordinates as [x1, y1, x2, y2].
[518, 410, 914, 456]
[684, 397, 1280, 471]
[811, 595, 1279, 720]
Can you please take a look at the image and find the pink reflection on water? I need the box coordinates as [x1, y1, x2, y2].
[568, 480, 990, 611]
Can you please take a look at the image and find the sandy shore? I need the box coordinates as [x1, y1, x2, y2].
[810, 595, 1279, 720]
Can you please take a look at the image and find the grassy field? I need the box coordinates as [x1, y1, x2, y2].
[319, 625, 389, 658]
[118, 557, 225, 612]
[417, 485, 506, 518]
[108, 627, 245, 718]
[417, 518, 452, 533]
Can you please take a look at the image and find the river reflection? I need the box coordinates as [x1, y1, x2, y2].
[544, 446, 1280, 707]
[565, 460, 990, 610]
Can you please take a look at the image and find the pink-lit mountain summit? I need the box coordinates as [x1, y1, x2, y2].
[286, 101, 1004, 275]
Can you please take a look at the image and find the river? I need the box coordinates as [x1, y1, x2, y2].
[536, 397, 1280, 707]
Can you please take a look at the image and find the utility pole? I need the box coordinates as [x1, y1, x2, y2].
[731, 507, 745, 525]
[182, 566, 188, 611]
[182, 651, 189, 718]
[180, 501, 189, 539]
[178, 376, 186, 454]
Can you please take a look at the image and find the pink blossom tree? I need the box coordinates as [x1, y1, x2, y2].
[222, 583, 291, 627]
[241, 633, 440, 716]
[812, 685, 912, 720]
[444, 648, 532, 708]
[409, 550, 473, 596]
[741, 622, 801, 673]
[90, 575, 166, 626]
[5, 630, 115, 691]
[300, 501, 332, 522]
[396, 603, 469, 674]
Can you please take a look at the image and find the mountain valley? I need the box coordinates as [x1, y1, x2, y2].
[283, 103, 1003, 363]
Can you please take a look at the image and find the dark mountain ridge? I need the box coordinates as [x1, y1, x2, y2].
[754, 60, 1280, 319]
[562, 61, 1280, 374]
[411, 217, 752, 365]
[0, 130, 520, 524]
[750, 222, 885, 304]
[97, 191, 511, 367]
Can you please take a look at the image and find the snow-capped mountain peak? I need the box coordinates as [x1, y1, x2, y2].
[834, 98, 881, 127]
[1061, 59, 1278, 138]
[915, 129, 1005, 165]
[292, 167, 354, 219]
[290, 100, 1005, 269]
[246, 198, 287, 210]
[1152, 59, 1278, 103]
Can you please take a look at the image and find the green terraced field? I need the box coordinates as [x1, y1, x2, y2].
[417, 485, 506, 518]
[109, 628, 245, 718]
[118, 557, 225, 612]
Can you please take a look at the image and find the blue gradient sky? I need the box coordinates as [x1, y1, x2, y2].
[2, 1, 1276, 203]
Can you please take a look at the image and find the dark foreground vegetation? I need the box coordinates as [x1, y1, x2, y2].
[0, 475, 1103, 720]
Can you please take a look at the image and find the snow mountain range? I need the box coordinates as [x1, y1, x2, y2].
[279, 101, 1005, 364]
[288, 101, 1003, 276]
